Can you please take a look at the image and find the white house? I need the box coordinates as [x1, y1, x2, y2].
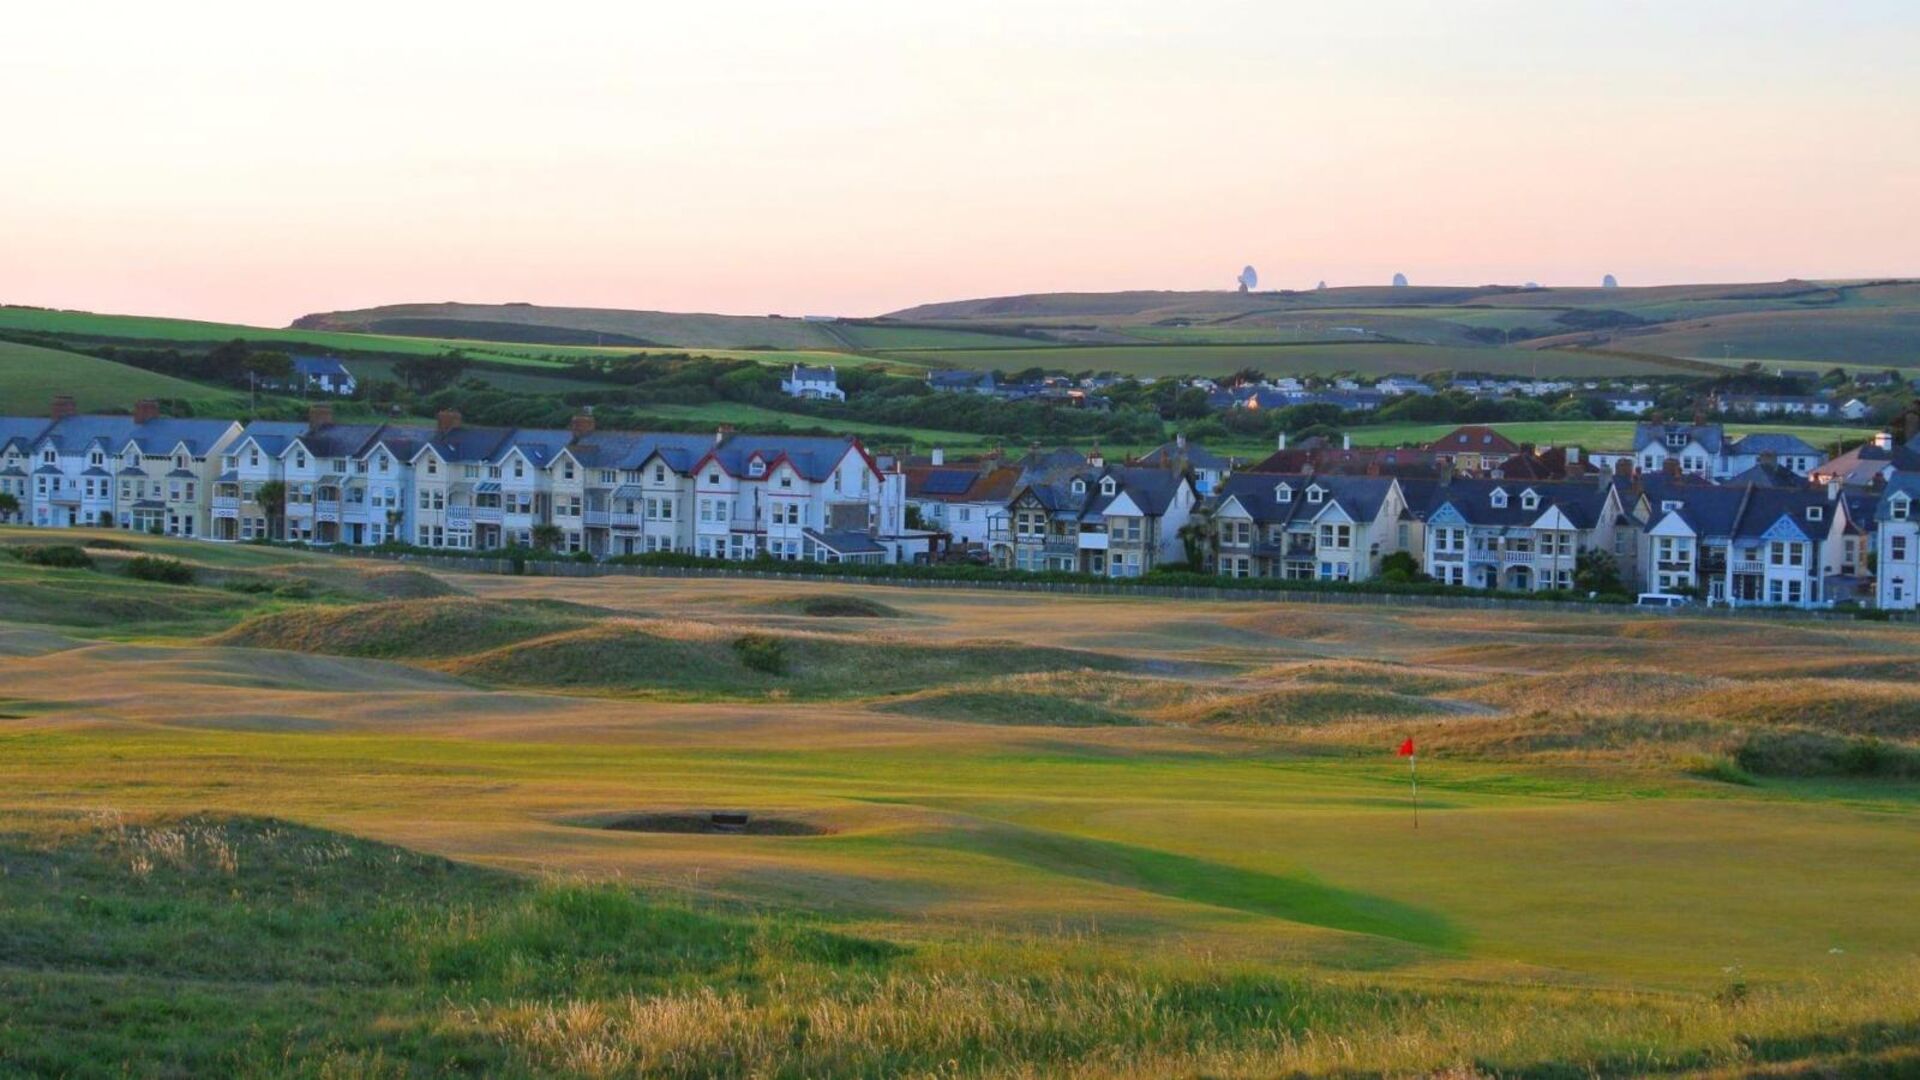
[781, 365, 845, 402]
[1875, 474, 1919, 610]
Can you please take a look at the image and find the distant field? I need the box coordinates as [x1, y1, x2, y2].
[1, 536, 1917, 1075]
[0, 340, 242, 412]
[881, 342, 1695, 378]
[824, 322, 1062, 351]
[1592, 309, 1920, 368]
[1344, 419, 1874, 450]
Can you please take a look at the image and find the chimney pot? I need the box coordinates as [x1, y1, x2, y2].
[569, 412, 595, 438]
[307, 403, 333, 428]
[1277, 431, 1287, 451]
[930, 447, 944, 467]
[132, 399, 160, 424]
[436, 409, 462, 435]
[49, 395, 77, 420]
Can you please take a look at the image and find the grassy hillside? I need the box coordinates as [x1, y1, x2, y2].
[294, 301, 849, 351]
[0, 306, 856, 372]
[2, 538, 1920, 1074]
[0, 340, 241, 412]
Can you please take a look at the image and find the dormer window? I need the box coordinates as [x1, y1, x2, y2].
[513, 462, 524, 479]
[653, 465, 665, 482]
[1071, 478, 1086, 495]
[1307, 485, 1324, 504]
[1661, 499, 1682, 514]
[1100, 477, 1116, 496]
[1806, 506, 1823, 522]
[174, 454, 187, 469]
[377, 454, 390, 471]
[90, 450, 104, 467]
[126, 450, 139, 467]
[1520, 489, 1539, 511]
[749, 458, 766, 478]
[1276, 483, 1292, 503]
[1890, 497, 1911, 521]
[295, 453, 307, 469]
[1490, 488, 1509, 508]
[1666, 431, 1689, 449]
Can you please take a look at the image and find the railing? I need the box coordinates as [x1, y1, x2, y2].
[446, 507, 473, 526]
[1732, 559, 1765, 574]
[583, 510, 609, 527]
[1043, 538, 1078, 556]
[471, 507, 502, 523]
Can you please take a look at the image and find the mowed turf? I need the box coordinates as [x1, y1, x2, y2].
[2, 533, 1918, 1075]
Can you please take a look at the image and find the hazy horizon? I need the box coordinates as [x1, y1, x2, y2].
[5, 1, 1916, 327]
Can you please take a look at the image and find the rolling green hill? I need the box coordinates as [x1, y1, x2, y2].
[294, 301, 848, 351]
[0, 340, 241, 412]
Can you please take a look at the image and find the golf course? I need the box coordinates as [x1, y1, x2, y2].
[2, 531, 1917, 1077]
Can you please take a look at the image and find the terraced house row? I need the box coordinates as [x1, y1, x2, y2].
[1, 399, 920, 564]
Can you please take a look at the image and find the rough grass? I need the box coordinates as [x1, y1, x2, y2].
[208, 597, 601, 659]
[6, 812, 1920, 1079]
[438, 620, 1125, 699]
[880, 688, 1144, 727]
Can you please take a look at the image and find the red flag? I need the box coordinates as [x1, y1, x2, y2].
[1397, 737, 1415, 757]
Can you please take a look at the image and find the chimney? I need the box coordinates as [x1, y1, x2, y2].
[308, 403, 333, 428]
[436, 409, 462, 435]
[1175, 432, 1186, 450]
[715, 424, 734, 446]
[132, 399, 160, 424]
[1827, 478, 1841, 500]
[569, 411, 595, 438]
[48, 395, 76, 420]
[1662, 457, 1682, 478]
[1342, 433, 1352, 450]
[1087, 444, 1105, 468]
[1277, 431, 1287, 451]
[1873, 431, 1894, 451]
[931, 447, 944, 467]
[1759, 450, 1777, 467]
[1692, 404, 1707, 425]
[1366, 462, 1382, 477]
[1567, 446, 1581, 465]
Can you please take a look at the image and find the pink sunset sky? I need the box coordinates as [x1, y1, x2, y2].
[4, 1, 1917, 327]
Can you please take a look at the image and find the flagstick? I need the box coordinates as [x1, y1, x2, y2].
[1410, 754, 1419, 831]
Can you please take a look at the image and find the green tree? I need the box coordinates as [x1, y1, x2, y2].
[531, 523, 565, 551]
[1574, 549, 1627, 596]
[1175, 511, 1216, 569]
[393, 353, 470, 394]
[0, 492, 18, 523]
[254, 481, 286, 541]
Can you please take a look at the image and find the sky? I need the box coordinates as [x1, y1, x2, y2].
[3, 0, 1917, 326]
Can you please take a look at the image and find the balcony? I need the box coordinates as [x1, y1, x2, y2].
[471, 506, 503, 524]
[1430, 549, 1465, 562]
[1732, 558, 1765, 574]
[583, 510, 609, 527]
[1043, 538, 1079, 556]
[1077, 531, 1110, 551]
[611, 511, 642, 529]
[445, 506, 473, 526]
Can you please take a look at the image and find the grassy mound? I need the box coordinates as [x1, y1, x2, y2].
[881, 688, 1143, 727]
[1687, 681, 1920, 739]
[357, 568, 461, 600]
[0, 564, 252, 630]
[769, 593, 903, 619]
[1457, 670, 1726, 712]
[1176, 685, 1451, 727]
[440, 621, 1123, 698]
[209, 597, 597, 659]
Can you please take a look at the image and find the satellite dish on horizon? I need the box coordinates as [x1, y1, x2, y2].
[1316, 280, 1327, 291]
[1392, 272, 1409, 288]
[1237, 265, 1258, 292]
[1602, 274, 1619, 288]
[1524, 281, 1541, 289]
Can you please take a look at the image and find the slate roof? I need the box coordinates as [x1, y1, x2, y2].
[1639, 480, 1834, 542]
[1425, 426, 1521, 455]
[1728, 432, 1822, 458]
[120, 418, 236, 457]
[1633, 422, 1725, 454]
[1014, 464, 1187, 520]
[1215, 473, 1395, 526]
[234, 421, 311, 457]
[905, 465, 1021, 504]
[1424, 478, 1613, 529]
[1138, 440, 1232, 472]
[805, 528, 883, 555]
[36, 416, 137, 453]
[1877, 474, 1920, 523]
[0, 417, 52, 454]
[1722, 462, 1808, 489]
[292, 356, 351, 378]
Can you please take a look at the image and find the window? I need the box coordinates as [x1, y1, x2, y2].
[1072, 479, 1086, 494]
[749, 459, 766, 478]
[1317, 523, 1352, 549]
[426, 458, 439, 475]
[1891, 498, 1911, 522]
[654, 465, 666, 482]
[708, 471, 721, 485]
[1520, 490, 1539, 510]
[1490, 488, 1508, 508]
[1806, 506, 1822, 522]
[562, 461, 574, 480]
[1100, 478, 1116, 496]
[1892, 537, 1910, 562]
[1276, 484, 1291, 503]
[1306, 486, 1324, 504]
[778, 473, 793, 490]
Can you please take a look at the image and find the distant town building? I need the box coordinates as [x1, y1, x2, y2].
[781, 365, 845, 402]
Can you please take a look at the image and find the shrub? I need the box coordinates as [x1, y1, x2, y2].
[1685, 754, 1757, 786]
[124, 556, 195, 585]
[273, 581, 314, 600]
[82, 538, 135, 551]
[732, 633, 788, 675]
[10, 545, 94, 569]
